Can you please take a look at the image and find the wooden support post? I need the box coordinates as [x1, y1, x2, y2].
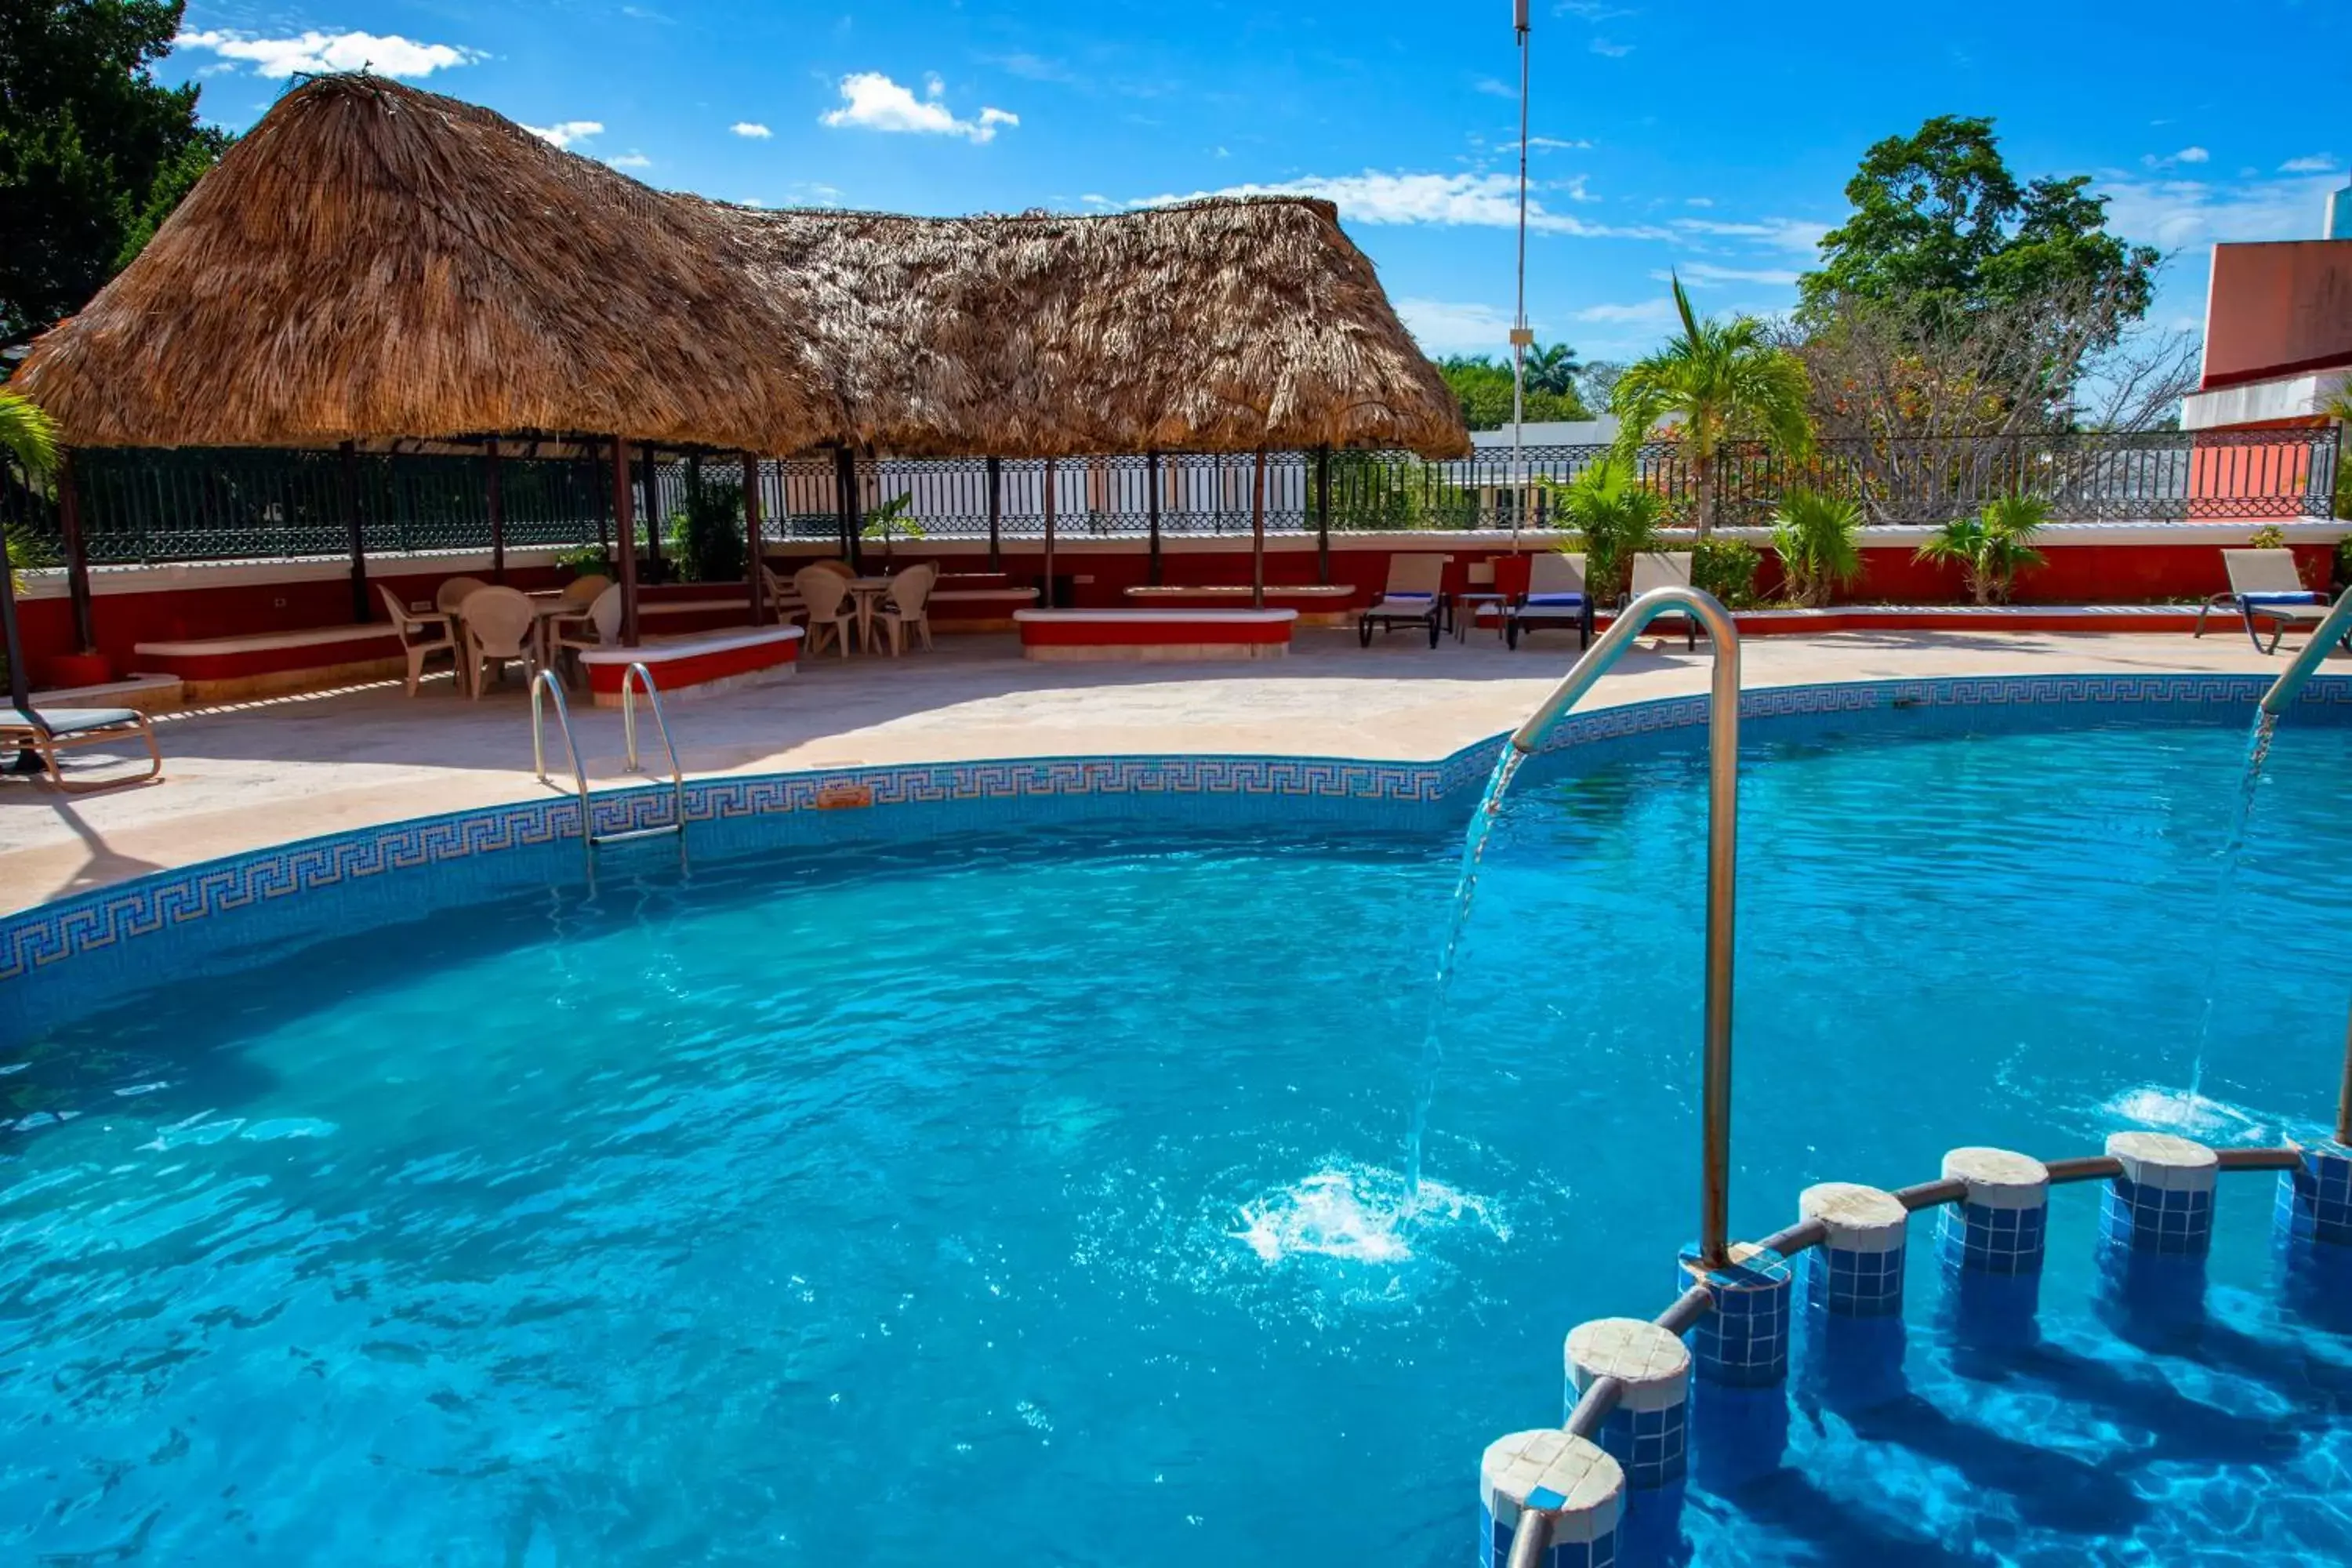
[341, 441, 368, 622]
[1146, 452, 1163, 586]
[1314, 445, 1332, 586]
[612, 437, 641, 647]
[1042, 456, 1057, 609]
[833, 446, 862, 572]
[590, 438, 612, 557]
[1250, 448, 1268, 611]
[742, 451, 765, 624]
[56, 452, 95, 653]
[0, 517, 34, 723]
[985, 456, 1002, 572]
[485, 440, 506, 583]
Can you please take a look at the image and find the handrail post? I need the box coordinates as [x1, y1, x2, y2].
[620, 661, 687, 829]
[2338, 997, 2352, 1149]
[530, 669, 594, 869]
[1510, 586, 1742, 1268]
[2259, 588, 2352, 717]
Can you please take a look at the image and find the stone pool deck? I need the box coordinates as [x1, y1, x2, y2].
[0, 626, 2328, 915]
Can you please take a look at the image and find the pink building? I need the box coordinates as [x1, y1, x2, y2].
[2180, 238, 2352, 433]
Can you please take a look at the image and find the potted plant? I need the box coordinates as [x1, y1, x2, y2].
[1915, 495, 2049, 605]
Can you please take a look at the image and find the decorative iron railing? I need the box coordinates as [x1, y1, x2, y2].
[0, 427, 2337, 566]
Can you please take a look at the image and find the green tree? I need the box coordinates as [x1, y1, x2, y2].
[1542, 456, 1662, 602]
[1434, 354, 1590, 430]
[1798, 114, 2157, 339]
[1, 1, 230, 346]
[1609, 277, 1813, 536]
[1522, 341, 1582, 396]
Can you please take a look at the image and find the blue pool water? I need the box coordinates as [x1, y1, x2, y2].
[8, 711, 2352, 1565]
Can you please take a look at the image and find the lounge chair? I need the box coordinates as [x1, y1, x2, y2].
[1358, 554, 1446, 648]
[1504, 552, 1594, 651]
[2, 706, 164, 793]
[376, 585, 457, 697]
[1628, 552, 1701, 651]
[2198, 548, 2336, 655]
[869, 562, 937, 655]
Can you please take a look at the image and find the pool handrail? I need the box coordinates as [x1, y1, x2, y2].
[1510, 585, 1743, 1272]
[619, 661, 687, 831]
[2257, 589, 2352, 717]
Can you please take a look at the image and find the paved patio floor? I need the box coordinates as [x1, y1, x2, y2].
[0, 626, 2325, 914]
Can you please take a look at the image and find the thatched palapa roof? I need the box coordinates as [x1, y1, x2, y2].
[13, 75, 1468, 460]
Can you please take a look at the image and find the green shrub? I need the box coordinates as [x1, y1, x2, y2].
[1768, 488, 1864, 606]
[2247, 524, 2288, 550]
[554, 543, 613, 580]
[1915, 494, 2049, 604]
[668, 469, 746, 583]
[1541, 457, 1663, 601]
[1691, 537, 1762, 608]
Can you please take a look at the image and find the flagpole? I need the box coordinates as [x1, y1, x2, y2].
[1509, 0, 1532, 551]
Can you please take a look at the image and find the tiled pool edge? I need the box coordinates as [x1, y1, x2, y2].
[8, 670, 2349, 1037]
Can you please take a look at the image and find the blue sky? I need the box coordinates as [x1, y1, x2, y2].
[162, 0, 2352, 368]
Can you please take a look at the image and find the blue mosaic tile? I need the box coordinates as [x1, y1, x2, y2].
[1479, 1503, 1618, 1568]
[1806, 1242, 1907, 1318]
[2278, 1147, 2352, 1248]
[1680, 1245, 1791, 1388]
[1940, 1200, 2049, 1276]
[2102, 1174, 2216, 1257]
[1595, 1402, 1686, 1490]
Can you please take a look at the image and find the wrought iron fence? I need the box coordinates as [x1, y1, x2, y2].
[0, 426, 2337, 567]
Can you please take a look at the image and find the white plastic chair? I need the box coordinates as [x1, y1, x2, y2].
[459, 586, 540, 697]
[551, 585, 623, 688]
[869, 563, 937, 655]
[762, 564, 809, 623]
[560, 572, 612, 608]
[377, 584, 456, 697]
[794, 565, 858, 657]
[434, 575, 489, 616]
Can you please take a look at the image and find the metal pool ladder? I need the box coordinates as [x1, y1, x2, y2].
[530, 666, 689, 862]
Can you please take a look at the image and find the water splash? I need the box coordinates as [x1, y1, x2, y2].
[1231, 1164, 1504, 1265]
[2183, 710, 2279, 1112]
[1403, 746, 1525, 1195]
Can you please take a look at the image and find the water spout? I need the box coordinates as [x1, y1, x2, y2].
[2257, 596, 2352, 717]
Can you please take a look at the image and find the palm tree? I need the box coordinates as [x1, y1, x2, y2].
[1523, 341, 1583, 397]
[0, 390, 57, 484]
[1916, 494, 2049, 605]
[1609, 275, 1813, 535]
[1544, 456, 1664, 602]
[1768, 488, 1864, 607]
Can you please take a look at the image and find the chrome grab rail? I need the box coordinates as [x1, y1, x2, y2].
[530, 670, 595, 870]
[619, 662, 686, 822]
[2259, 590, 2352, 717]
[1511, 585, 1743, 1269]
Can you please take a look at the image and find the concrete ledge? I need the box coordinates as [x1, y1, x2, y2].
[1014, 608, 1296, 662]
[28, 673, 185, 713]
[578, 626, 804, 706]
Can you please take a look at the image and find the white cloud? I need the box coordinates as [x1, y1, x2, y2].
[2178, 146, 2210, 164]
[606, 151, 652, 169]
[1671, 216, 1830, 252]
[172, 28, 478, 79]
[1658, 263, 1802, 287]
[1577, 298, 1677, 324]
[1397, 298, 1521, 354]
[1589, 38, 1633, 57]
[523, 120, 602, 149]
[1472, 76, 1516, 98]
[818, 71, 1018, 143]
[1526, 136, 1594, 151]
[1684, 196, 1714, 208]
[2142, 145, 2212, 170]
[2281, 154, 2338, 173]
[1131, 170, 1671, 238]
[2097, 171, 2342, 248]
[731, 122, 772, 139]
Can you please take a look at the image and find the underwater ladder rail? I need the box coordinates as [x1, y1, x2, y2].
[529, 666, 688, 870]
[1490, 588, 2352, 1568]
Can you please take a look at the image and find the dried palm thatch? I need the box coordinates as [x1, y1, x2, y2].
[10, 74, 845, 453]
[698, 199, 1469, 459]
[15, 76, 1467, 460]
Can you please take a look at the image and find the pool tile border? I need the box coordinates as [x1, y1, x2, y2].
[5, 670, 2347, 1033]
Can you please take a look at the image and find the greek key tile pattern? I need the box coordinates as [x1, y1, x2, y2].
[7, 672, 2347, 1025]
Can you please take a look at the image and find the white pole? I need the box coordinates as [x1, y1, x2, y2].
[1510, 0, 1532, 550]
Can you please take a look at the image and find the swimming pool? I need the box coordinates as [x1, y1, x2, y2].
[6, 690, 2352, 1565]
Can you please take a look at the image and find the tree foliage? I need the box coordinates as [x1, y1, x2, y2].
[1434, 351, 1591, 430]
[1609, 277, 1813, 535]
[1798, 115, 2158, 332]
[0, 0, 229, 346]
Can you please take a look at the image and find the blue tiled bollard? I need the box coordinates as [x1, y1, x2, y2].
[1565, 1317, 1691, 1490]
[2278, 1140, 2352, 1248]
[1677, 1243, 1792, 1388]
[2102, 1132, 2217, 1258]
[1938, 1147, 2050, 1277]
[1798, 1182, 1908, 1318]
[1479, 1429, 1624, 1568]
